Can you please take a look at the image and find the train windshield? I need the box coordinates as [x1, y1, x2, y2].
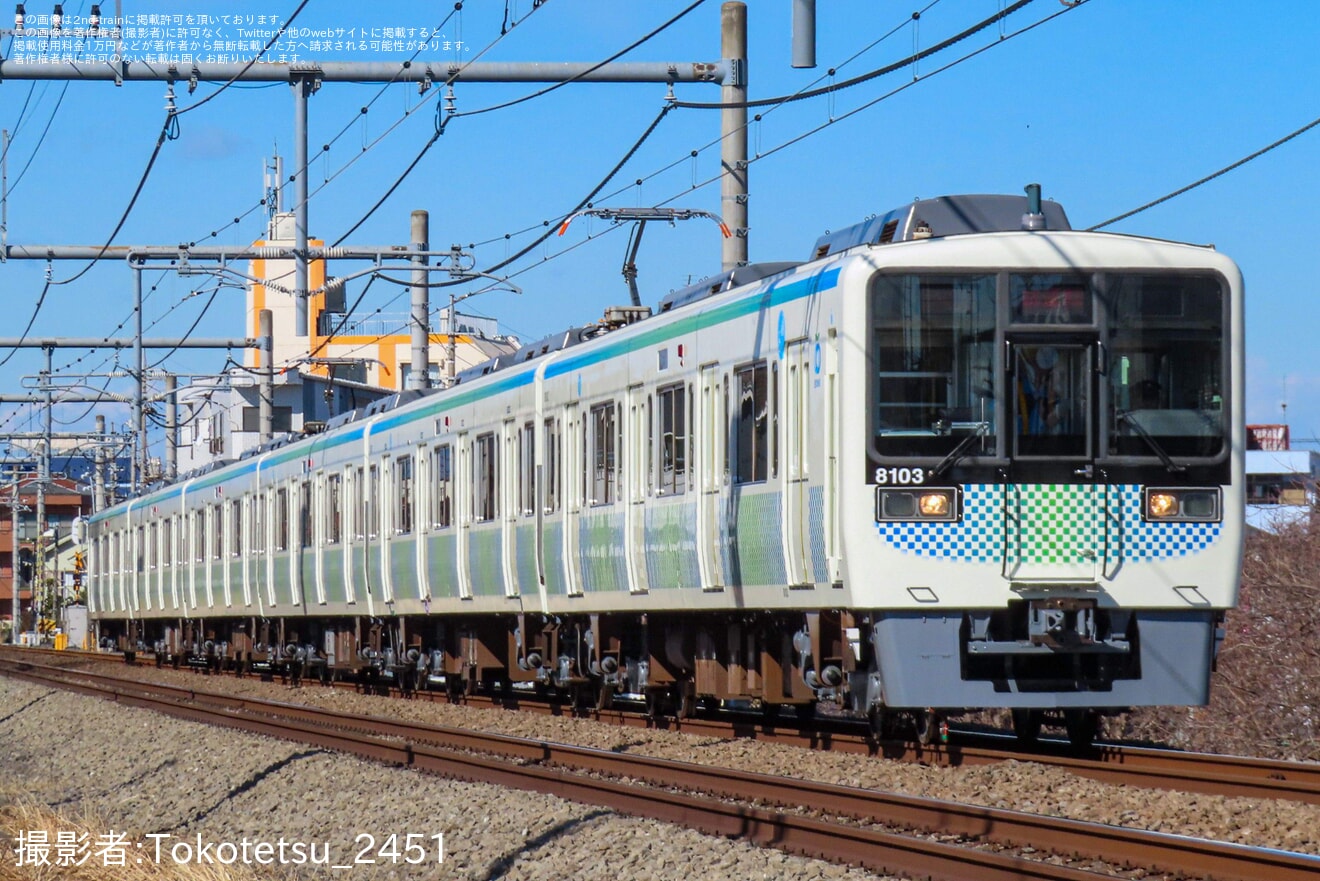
[870, 271, 1227, 463]
[1103, 274, 1224, 459]
[871, 274, 998, 458]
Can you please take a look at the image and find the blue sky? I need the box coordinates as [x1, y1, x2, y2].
[2, 0, 1318, 458]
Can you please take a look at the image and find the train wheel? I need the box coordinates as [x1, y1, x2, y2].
[595, 683, 614, 711]
[645, 689, 666, 719]
[867, 705, 890, 740]
[1064, 709, 1100, 750]
[914, 709, 940, 746]
[674, 685, 696, 720]
[1012, 709, 1043, 746]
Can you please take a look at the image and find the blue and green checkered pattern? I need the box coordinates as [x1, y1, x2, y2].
[876, 484, 1222, 563]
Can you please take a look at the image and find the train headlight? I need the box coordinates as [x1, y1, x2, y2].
[919, 492, 951, 517]
[1143, 487, 1221, 522]
[876, 487, 959, 522]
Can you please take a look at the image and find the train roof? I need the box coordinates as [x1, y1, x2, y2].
[809, 193, 1071, 260]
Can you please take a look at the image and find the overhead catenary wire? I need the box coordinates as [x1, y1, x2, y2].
[173, 0, 313, 117]
[1088, 112, 1320, 230]
[451, 0, 708, 120]
[673, 0, 1037, 110]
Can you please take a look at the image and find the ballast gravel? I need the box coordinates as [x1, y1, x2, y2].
[90, 658, 1320, 857]
[0, 676, 898, 881]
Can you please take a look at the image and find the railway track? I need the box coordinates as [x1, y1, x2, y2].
[8, 644, 1319, 807]
[2, 651, 1318, 881]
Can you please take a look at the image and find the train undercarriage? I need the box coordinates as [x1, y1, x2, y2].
[95, 606, 1136, 749]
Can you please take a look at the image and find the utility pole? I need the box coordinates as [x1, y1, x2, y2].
[9, 481, 18, 643]
[408, 210, 431, 391]
[721, 1, 749, 270]
[259, 309, 274, 444]
[35, 348, 50, 629]
[93, 415, 107, 512]
[164, 374, 178, 481]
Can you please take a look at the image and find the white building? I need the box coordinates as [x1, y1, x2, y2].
[1245, 424, 1318, 532]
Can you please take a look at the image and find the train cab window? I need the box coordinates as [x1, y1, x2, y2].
[589, 402, 618, 505]
[520, 422, 535, 517]
[326, 474, 342, 544]
[543, 418, 560, 513]
[474, 432, 498, 522]
[430, 445, 452, 528]
[657, 383, 688, 495]
[275, 488, 289, 551]
[1103, 274, 1226, 459]
[734, 362, 771, 484]
[396, 455, 414, 535]
[872, 273, 998, 458]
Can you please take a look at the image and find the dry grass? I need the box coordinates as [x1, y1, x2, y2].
[0, 794, 261, 881]
[1116, 519, 1320, 760]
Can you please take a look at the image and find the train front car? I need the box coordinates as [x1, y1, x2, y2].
[835, 195, 1244, 747]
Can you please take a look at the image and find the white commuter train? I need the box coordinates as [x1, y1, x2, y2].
[87, 191, 1244, 746]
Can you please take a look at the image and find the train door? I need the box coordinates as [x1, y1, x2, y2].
[502, 418, 520, 597]
[455, 432, 473, 599]
[378, 459, 395, 603]
[625, 384, 651, 594]
[562, 405, 584, 595]
[1004, 338, 1101, 581]
[782, 341, 812, 586]
[414, 449, 431, 602]
[365, 464, 383, 602]
[697, 363, 725, 590]
[344, 467, 359, 604]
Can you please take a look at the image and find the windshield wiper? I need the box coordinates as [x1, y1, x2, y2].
[931, 424, 988, 478]
[1117, 410, 1186, 473]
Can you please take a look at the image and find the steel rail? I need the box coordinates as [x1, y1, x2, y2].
[7, 644, 1320, 806]
[3, 656, 1319, 881]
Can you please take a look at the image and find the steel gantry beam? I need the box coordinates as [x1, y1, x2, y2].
[0, 55, 734, 330]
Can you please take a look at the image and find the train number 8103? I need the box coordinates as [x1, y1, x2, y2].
[874, 466, 925, 485]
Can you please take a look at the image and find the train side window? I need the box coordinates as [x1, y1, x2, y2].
[520, 422, 535, 516]
[230, 501, 242, 557]
[137, 526, 146, 574]
[162, 518, 172, 569]
[431, 445, 452, 528]
[299, 481, 312, 548]
[193, 512, 206, 563]
[368, 465, 380, 539]
[211, 505, 223, 560]
[543, 418, 560, 513]
[350, 468, 362, 540]
[396, 455, 414, 534]
[734, 361, 770, 484]
[252, 498, 265, 555]
[326, 474, 342, 544]
[589, 401, 618, 505]
[657, 383, 687, 495]
[275, 488, 289, 551]
[474, 432, 498, 522]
